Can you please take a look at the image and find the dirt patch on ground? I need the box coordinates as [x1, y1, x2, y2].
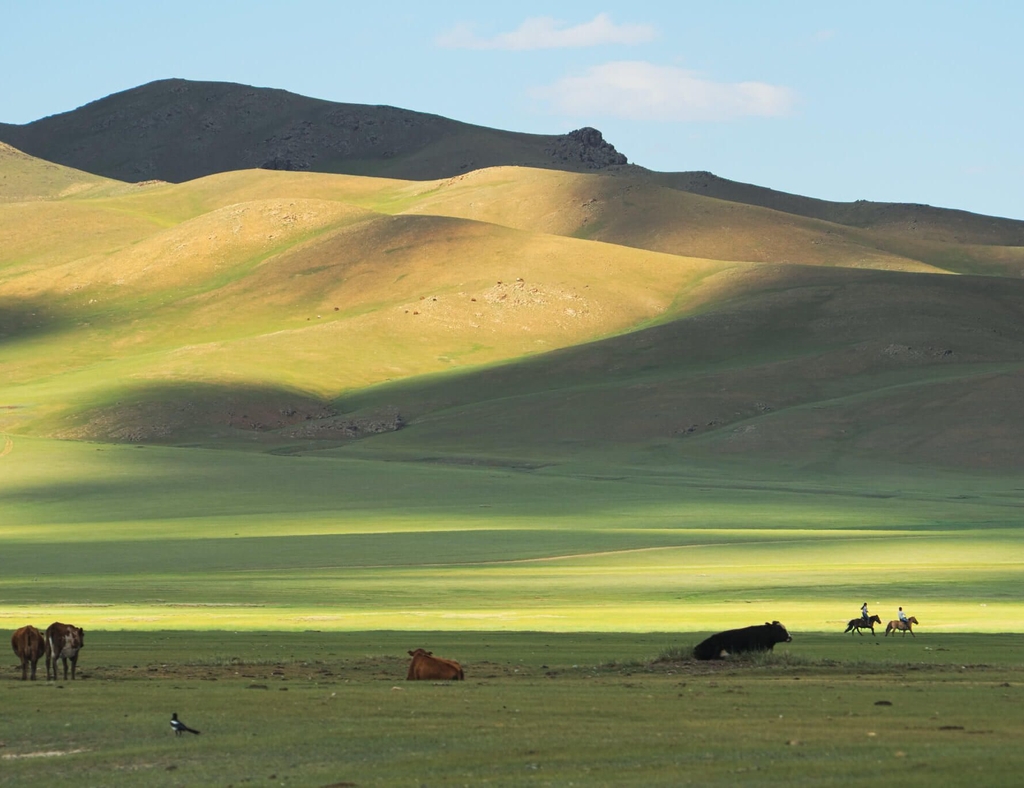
[2, 749, 87, 760]
[4, 655, 773, 686]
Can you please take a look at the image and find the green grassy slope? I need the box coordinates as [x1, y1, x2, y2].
[334, 264, 1024, 471]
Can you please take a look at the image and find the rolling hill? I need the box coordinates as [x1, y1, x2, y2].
[2, 137, 1023, 472]
[3, 86, 1024, 639]
[4, 78, 1023, 253]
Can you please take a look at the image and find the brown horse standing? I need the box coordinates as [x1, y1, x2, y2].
[885, 616, 919, 637]
[844, 614, 882, 635]
[11, 625, 47, 680]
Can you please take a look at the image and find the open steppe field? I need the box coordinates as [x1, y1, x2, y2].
[3, 438, 1019, 785]
[3, 631, 1023, 786]
[3, 142, 1024, 785]
[2, 437, 1023, 632]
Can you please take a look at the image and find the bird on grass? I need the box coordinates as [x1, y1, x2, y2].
[170, 712, 200, 736]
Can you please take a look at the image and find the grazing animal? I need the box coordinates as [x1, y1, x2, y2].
[11, 625, 47, 681]
[885, 616, 919, 637]
[693, 621, 792, 660]
[844, 614, 883, 635]
[45, 621, 84, 681]
[170, 712, 200, 736]
[406, 648, 464, 680]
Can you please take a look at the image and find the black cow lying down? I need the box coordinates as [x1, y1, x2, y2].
[693, 621, 792, 660]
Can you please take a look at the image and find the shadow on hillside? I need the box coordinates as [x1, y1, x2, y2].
[27, 267, 1024, 472]
[53, 381, 402, 447]
[333, 267, 1024, 471]
[341, 266, 1024, 416]
[0, 297, 79, 345]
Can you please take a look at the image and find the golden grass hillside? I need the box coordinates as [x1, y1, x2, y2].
[398, 167, 1023, 276]
[0, 141, 121, 202]
[2, 147, 1023, 469]
[0, 151, 728, 440]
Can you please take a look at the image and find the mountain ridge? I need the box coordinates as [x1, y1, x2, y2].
[0, 78, 627, 183]
[3, 78, 1022, 247]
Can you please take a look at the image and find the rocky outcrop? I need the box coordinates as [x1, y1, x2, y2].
[286, 410, 405, 440]
[545, 127, 627, 169]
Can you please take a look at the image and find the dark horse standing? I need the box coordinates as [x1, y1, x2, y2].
[885, 616, 919, 637]
[844, 614, 882, 635]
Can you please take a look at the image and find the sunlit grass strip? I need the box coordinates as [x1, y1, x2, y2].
[2, 601, 1021, 633]
[0, 519, 996, 543]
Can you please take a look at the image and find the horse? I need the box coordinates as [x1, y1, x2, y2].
[844, 614, 882, 635]
[885, 616, 919, 637]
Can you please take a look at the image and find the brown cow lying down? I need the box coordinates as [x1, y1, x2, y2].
[11, 625, 47, 681]
[46, 621, 85, 681]
[407, 648, 464, 680]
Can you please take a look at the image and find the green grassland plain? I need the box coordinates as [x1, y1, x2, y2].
[3, 631, 1024, 786]
[1, 435, 1021, 632]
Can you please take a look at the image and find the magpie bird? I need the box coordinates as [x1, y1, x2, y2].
[170, 712, 200, 736]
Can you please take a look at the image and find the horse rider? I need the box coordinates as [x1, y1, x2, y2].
[861, 602, 870, 622]
[898, 606, 908, 624]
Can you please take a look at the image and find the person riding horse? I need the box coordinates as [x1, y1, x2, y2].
[861, 602, 870, 623]
[886, 614, 919, 636]
[845, 613, 882, 635]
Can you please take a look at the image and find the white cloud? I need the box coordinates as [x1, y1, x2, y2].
[531, 61, 797, 122]
[436, 13, 656, 51]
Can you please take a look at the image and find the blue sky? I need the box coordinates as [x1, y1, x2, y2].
[3, 2, 1022, 219]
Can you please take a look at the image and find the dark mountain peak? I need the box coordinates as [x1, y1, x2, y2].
[0, 78, 629, 183]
